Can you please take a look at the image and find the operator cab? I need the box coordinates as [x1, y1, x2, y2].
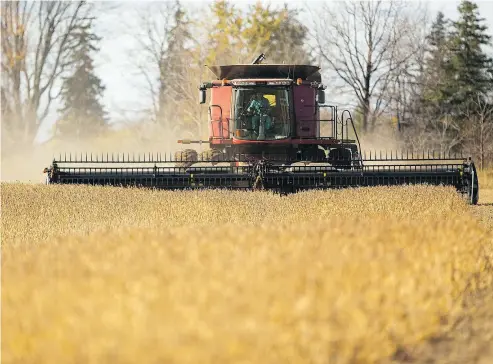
[232, 82, 292, 141]
[201, 62, 323, 143]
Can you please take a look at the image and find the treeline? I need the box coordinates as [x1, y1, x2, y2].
[1, 1, 107, 145]
[397, 1, 493, 168]
[2, 0, 493, 167]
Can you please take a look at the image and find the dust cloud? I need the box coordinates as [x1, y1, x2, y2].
[358, 125, 402, 154]
[0, 123, 416, 183]
[1, 124, 196, 183]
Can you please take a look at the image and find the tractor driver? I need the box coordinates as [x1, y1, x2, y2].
[246, 92, 273, 137]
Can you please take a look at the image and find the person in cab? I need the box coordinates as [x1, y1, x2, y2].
[246, 92, 273, 138]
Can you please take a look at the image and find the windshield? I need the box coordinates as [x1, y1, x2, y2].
[233, 87, 291, 140]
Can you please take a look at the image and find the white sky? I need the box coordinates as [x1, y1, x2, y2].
[34, 0, 493, 143]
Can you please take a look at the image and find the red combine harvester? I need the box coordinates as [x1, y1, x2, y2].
[44, 54, 479, 204]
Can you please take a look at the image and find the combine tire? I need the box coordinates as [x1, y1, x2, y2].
[199, 149, 225, 164]
[175, 149, 198, 168]
[466, 163, 479, 205]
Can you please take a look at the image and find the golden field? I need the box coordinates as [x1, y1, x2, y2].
[478, 168, 493, 190]
[2, 182, 493, 364]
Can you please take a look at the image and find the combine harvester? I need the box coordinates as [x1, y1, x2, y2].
[43, 54, 479, 204]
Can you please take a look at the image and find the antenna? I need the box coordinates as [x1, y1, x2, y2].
[251, 53, 265, 64]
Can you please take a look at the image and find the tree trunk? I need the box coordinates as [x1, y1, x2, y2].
[480, 122, 484, 170]
[362, 97, 370, 134]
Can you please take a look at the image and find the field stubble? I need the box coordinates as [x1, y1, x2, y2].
[1, 183, 493, 364]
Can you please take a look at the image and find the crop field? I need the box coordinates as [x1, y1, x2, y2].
[2, 180, 493, 363]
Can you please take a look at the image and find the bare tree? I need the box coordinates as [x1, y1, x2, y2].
[1, 0, 92, 147]
[399, 102, 463, 154]
[129, 1, 194, 128]
[431, 114, 463, 154]
[311, 0, 425, 133]
[462, 96, 493, 169]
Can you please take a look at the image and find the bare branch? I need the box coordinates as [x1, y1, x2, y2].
[311, 0, 427, 133]
[2, 0, 94, 145]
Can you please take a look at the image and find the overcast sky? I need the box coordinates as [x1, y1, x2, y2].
[34, 0, 493, 143]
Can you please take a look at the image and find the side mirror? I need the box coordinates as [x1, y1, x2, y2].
[317, 89, 325, 104]
[199, 89, 206, 104]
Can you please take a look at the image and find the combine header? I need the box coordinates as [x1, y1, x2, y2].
[44, 54, 479, 204]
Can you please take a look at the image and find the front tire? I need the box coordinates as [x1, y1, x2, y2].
[466, 163, 479, 205]
[199, 149, 225, 163]
[175, 149, 198, 168]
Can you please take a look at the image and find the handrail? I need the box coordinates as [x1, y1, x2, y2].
[341, 109, 364, 167]
[209, 104, 224, 140]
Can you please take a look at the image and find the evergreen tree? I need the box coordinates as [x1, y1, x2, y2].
[58, 19, 107, 139]
[241, 2, 283, 59]
[268, 5, 313, 64]
[406, 11, 454, 146]
[157, 0, 192, 125]
[204, 1, 311, 65]
[448, 0, 493, 107]
[409, 3, 493, 153]
[204, 1, 243, 65]
[422, 12, 453, 106]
